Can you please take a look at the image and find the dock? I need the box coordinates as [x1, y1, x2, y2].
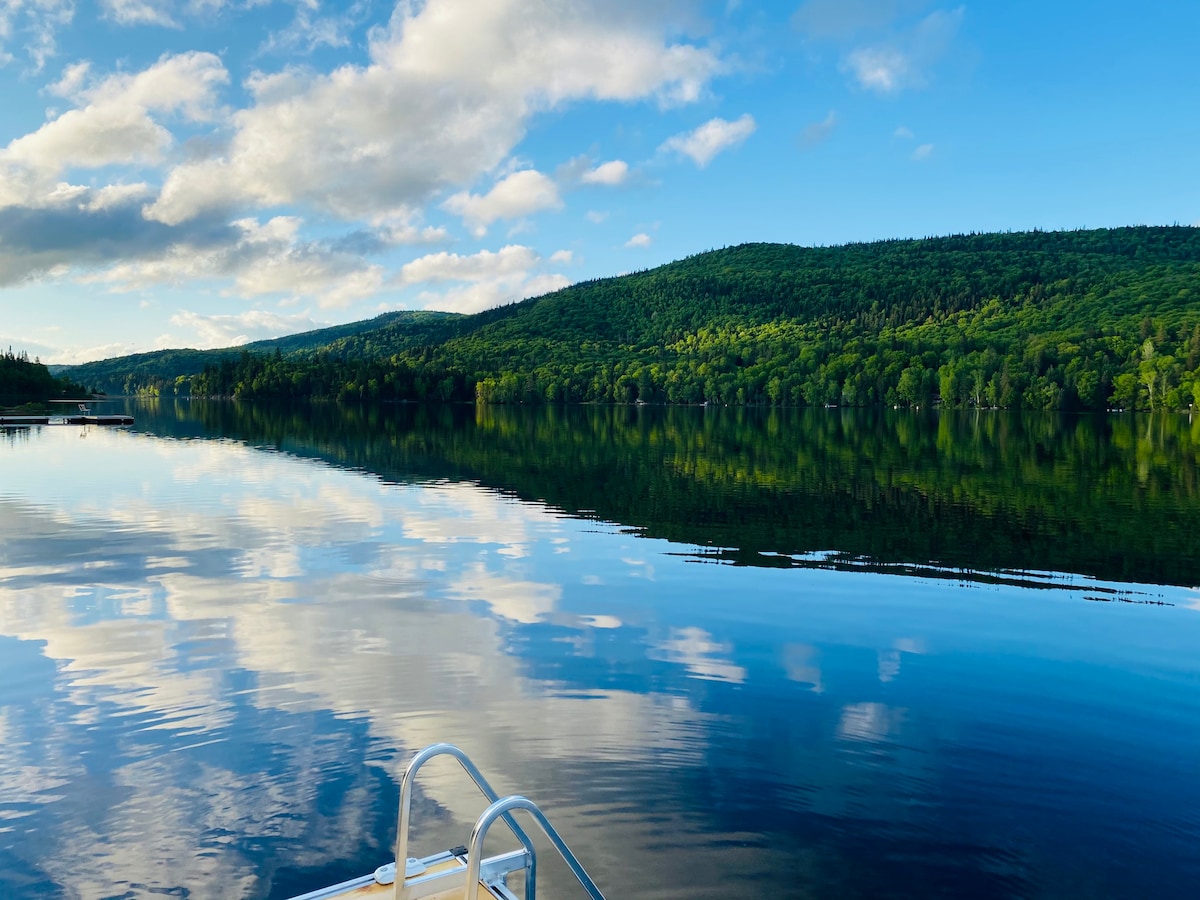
[0, 415, 134, 426]
[1, 400, 134, 427]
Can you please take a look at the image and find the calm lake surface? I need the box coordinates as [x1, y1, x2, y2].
[2, 402, 1199, 899]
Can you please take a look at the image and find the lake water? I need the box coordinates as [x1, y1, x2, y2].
[2, 402, 1199, 899]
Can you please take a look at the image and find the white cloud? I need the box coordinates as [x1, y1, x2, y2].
[233, 253, 385, 310]
[0, 332, 60, 362]
[317, 219, 449, 255]
[74, 215, 385, 310]
[911, 142, 933, 161]
[169, 310, 326, 350]
[0, 183, 240, 287]
[399, 244, 569, 314]
[85, 183, 154, 211]
[557, 154, 630, 188]
[843, 46, 910, 93]
[659, 114, 755, 167]
[0, 0, 74, 72]
[625, 232, 652, 248]
[0, 0, 731, 332]
[54, 340, 148, 365]
[100, 0, 179, 28]
[6, 107, 172, 174]
[73, 244, 220, 292]
[585, 210, 608, 224]
[549, 249, 574, 264]
[581, 159, 629, 186]
[380, 223, 450, 246]
[418, 272, 570, 315]
[259, 5, 358, 55]
[894, 124, 914, 139]
[74, 51, 226, 119]
[47, 60, 90, 98]
[1, 52, 227, 184]
[442, 169, 562, 237]
[378, 0, 721, 107]
[399, 245, 540, 286]
[146, 0, 724, 224]
[839, 7, 964, 94]
[800, 110, 837, 148]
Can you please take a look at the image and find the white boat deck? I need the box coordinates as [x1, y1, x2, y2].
[286, 744, 603, 900]
[290, 849, 523, 900]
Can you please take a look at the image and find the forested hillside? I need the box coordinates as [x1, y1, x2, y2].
[60, 311, 461, 395]
[0, 350, 89, 406]
[246, 309, 463, 356]
[64, 226, 1200, 410]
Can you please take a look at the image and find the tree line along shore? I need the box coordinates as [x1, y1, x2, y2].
[56, 226, 1200, 411]
[0, 349, 89, 409]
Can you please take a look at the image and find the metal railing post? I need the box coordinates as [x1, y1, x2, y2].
[392, 744, 537, 900]
[465, 796, 605, 900]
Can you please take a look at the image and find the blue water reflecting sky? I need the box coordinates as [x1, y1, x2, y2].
[2, 423, 1199, 898]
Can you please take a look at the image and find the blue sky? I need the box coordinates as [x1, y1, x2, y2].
[0, 0, 1197, 364]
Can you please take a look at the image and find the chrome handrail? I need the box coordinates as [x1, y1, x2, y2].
[465, 796, 605, 900]
[393, 743, 537, 899]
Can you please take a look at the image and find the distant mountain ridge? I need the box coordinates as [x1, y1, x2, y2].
[60, 310, 462, 394]
[245, 309, 465, 355]
[59, 226, 1200, 410]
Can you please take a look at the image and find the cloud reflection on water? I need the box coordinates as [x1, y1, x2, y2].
[0, 428, 758, 896]
[3, 424, 1200, 899]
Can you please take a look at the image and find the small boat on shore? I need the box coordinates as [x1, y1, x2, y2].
[288, 744, 605, 900]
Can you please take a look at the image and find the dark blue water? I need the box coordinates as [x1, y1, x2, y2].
[1, 404, 1198, 899]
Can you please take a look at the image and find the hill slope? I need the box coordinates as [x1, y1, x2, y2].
[1, 351, 90, 406]
[63, 226, 1200, 410]
[61, 310, 461, 395]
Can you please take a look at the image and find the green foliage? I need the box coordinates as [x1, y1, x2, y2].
[131, 399, 1200, 588]
[62, 226, 1200, 410]
[0, 348, 89, 407]
[57, 348, 244, 397]
[58, 311, 462, 396]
